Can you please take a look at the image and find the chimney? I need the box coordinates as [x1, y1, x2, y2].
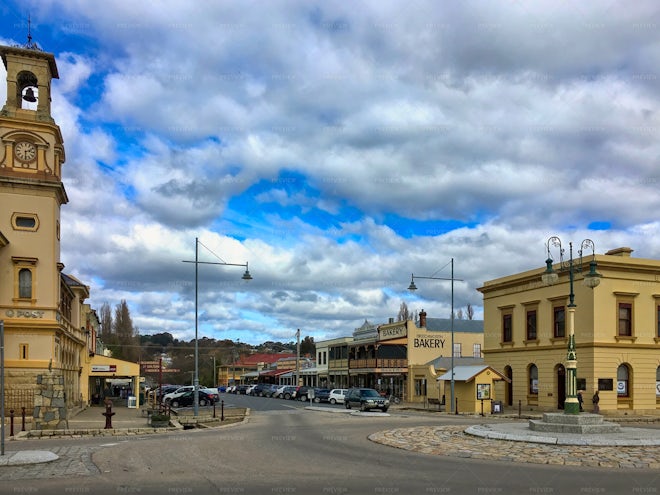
[419, 309, 427, 328]
[605, 247, 633, 257]
[388, 317, 394, 324]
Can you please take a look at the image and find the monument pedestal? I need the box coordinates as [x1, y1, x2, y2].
[529, 413, 620, 434]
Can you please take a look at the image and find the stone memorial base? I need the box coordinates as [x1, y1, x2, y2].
[529, 413, 620, 434]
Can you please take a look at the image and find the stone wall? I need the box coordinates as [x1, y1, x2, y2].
[33, 371, 68, 430]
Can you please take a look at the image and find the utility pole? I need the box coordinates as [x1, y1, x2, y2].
[295, 329, 301, 386]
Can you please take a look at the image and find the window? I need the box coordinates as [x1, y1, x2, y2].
[414, 378, 427, 396]
[19, 343, 28, 360]
[526, 309, 537, 340]
[11, 212, 39, 231]
[656, 366, 660, 398]
[529, 364, 538, 395]
[473, 343, 481, 358]
[18, 268, 32, 299]
[657, 304, 660, 338]
[453, 343, 461, 358]
[618, 303, 632, 336]
[553, 306, 565, 338]
[617, 364, 630, 397]
[502, 313, 513, 342]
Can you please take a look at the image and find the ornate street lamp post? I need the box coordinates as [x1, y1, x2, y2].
[408, 258, 462, 413]
[183, 237, 252, 416]
[541, 237, 601, 414]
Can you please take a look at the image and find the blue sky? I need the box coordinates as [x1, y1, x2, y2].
[1, 1, 659, 344]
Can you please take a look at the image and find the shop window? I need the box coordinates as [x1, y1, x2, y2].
[528, 364, 538, 395]
[617, 364, 630, 397]
[618, 303, 633, 337]
[473, 343, 481, 358]
[526, 309, 537, 340]
[553, 306, 565, 338]
[502, 313, 513, 342]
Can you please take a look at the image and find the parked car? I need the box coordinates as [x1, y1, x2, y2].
[148, 385, 180, 403]
[296, 386, 312, 401]
[201, 388, 219, 403]
[328, 389, 347, 405]
[313, 388, 331, 403]
[264, 384, 280, 397]
[245, 384, 258, 396]
[279, 386, 297, 400]
[249, 383, 271, 397]
[344, 388, 390, 412]
[168, 390, 217, 408]
[273, 385, 288, 398]
[235, 385, 249, 395]
[163, 385, 196, 403]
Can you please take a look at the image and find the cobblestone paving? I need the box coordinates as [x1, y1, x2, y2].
[369, 425, 660, 469]
[0, 445, 100, 480]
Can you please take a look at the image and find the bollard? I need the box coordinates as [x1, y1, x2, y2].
[102, 403, 115, 429]
[221, 400, 224, 421]
[455, 397, 458, 415]
[21, 407, 26, 431]
[9, 410, 14, 437]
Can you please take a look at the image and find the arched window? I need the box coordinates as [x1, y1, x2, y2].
[18, 268, 32, 298]
[529, 364, 538, 395]
[656, 366, 660, 399]
[617, 364, 630, 397]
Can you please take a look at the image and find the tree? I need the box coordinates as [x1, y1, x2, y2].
[99, 302, 113, 341]
[397, 301, 410, 321]
[466, 304, 474, 320]
[456, 308, 464, 320]
[300, 336, 315, 356]
[111, 300, 140, 362]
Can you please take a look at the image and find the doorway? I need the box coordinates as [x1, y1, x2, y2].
[556, 365, 566, 409]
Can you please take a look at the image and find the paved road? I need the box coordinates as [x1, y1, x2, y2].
[1, 397, 658, 494]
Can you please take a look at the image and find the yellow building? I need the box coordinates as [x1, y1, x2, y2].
[0, 41, 139, 427]
[479, 246, 660, 416]
[348, 311, 484, 404]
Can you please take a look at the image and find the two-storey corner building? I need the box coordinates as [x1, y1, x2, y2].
[316, 336, 351, 389]
[478, 246, 660, 416]
[346, 311, 484, 403]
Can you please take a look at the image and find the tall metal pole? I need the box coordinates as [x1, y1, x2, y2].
[194, 237, 200, 417]
[295, 329, 301, 386]
[450, 258, 455, 414]
[565, 243, 579, 414]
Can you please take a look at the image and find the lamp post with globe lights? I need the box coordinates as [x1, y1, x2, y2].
[541, 236, 601, 414]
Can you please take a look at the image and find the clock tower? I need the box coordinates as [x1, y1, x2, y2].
[0, 38, 86, 428]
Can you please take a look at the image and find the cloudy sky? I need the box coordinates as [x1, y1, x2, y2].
[2, 1, 658, 344]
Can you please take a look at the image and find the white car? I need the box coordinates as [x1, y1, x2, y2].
[163, 385, 208, 403]
[328, 389, 348, 404]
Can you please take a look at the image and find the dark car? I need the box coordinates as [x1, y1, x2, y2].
[235, 385, 249, 395]
[296, 386, 312, 401]
[168, 390, 216, 408]
[249, 383, 271, 397]
[344, 388, 390, 412]
[279, 386, 297, 400]
[312, 388, 331, 403]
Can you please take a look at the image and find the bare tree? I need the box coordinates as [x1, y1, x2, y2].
[397, 301, 410, 321]
[99, 302, 113, 341]
[456, 308, 464, 320]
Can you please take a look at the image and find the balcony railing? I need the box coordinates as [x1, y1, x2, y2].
[349, 359, 408, 369]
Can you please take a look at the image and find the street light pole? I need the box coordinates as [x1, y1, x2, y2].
[183, 237, 252, 416]
[408, 258, 463, 413]
[541, 237, 601, 415]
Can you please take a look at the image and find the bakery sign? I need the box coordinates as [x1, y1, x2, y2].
[378, 324, 407, 341]
[91, 365, 117, 373]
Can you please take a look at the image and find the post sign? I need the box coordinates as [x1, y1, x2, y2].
[91, 365, 116, 373]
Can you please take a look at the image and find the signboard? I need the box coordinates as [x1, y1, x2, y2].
[378, 324, 407, 341]
[476, 383, 491, 400]
[597, 378, 614, 391]
[91, 365, 116, 373]
[617, 380, 627, 396]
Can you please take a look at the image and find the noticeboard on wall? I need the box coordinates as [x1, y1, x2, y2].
[597, 379, 614, 391]
[476, 383, 491, 400]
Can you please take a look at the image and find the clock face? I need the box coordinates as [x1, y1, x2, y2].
[15, 141, 37, 162]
